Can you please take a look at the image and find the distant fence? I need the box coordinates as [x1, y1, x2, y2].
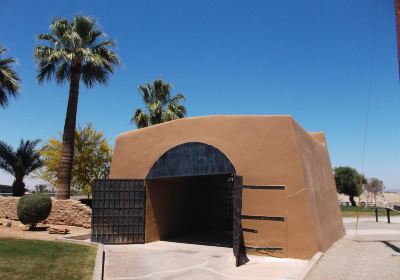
[339, 201, 400, 208]
[375, 201, 400, 209]
[0, 192, 56, 197]
[0, 193, 12, 197]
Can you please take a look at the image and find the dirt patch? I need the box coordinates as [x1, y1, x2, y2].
[0, 220, 90, 241]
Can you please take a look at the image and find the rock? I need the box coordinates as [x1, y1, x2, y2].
[2, 219, 11, 227]
[47, 227, 70, 234]
[18, 224, 28, 231]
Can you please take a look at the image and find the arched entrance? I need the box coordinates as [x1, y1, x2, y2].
[145, 142, 236, 247]
[92, 141, 249, 266]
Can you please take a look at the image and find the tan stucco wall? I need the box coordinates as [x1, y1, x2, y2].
[291, 120, 344, 253]
[110, 115, 343, 259]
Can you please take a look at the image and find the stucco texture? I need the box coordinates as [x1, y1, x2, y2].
[109, 115, 344, 259]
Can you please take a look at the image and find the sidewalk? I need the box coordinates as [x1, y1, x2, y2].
[100, 241, 319, 280]
[94, 217, 400, 280]
[306, 218, 400, 280]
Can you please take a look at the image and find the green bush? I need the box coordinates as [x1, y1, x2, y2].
[17, 193, 52, 230]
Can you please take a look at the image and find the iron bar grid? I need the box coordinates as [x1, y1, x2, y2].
[91, 179, 146, 244]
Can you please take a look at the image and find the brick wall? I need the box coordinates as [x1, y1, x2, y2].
[0, 196, 91, 228]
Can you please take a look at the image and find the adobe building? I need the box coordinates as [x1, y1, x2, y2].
[92, 115, 344, 261]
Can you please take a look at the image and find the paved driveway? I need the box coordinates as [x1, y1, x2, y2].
[102, 241, 312, 280]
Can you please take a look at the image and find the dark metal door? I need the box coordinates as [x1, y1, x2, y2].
[232, 175, 249, 267]
[91, 179, 146, 244]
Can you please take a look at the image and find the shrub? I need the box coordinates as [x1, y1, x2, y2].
[17, 193, 52, 230]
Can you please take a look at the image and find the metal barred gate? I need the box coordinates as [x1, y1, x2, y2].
[232, 175, 249, 267]
[91, 175, 249, 267]
[91, 179, 146, 244]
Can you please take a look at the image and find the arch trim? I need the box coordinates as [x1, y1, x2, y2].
[146, 142, 236, 179]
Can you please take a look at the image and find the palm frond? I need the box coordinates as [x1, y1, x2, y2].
[0, 140, 16, 175]
[81, 63, 109, 88]
[133, 78, 187, 128]
[37, 61, 57, 84]
[168, 93, 185, 104]
[0, 88, 8, 107]
[35, 15, 120, 88]
[132, 108, 150, 128]
[56, 62, 71, 84]
[0, 47, 21, 108]
[72, 16, 95, 43]
[88, 30, 103, 45]
[50, 18, 70, 42]
[37, 34, 60, 46]
[92, 40, 115, 50]
[0, 57, 17, 66]
[15, 139, 43, 177]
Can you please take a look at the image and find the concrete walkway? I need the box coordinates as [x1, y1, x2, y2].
[306, 217, 400, 280]
[102, 241, 316, 280]
[95, 217, 400, 280]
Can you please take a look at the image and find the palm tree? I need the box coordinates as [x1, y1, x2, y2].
[34, 15, 120, 200]
[0, 47, 20, 108]
[132, 79, 187, 128]
[0, 139, 43, 196]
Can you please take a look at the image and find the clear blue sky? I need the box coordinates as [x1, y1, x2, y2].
[1, 0, 399, 190]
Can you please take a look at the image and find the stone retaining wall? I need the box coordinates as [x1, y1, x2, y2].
[0, 196, 18, 220]
[0, 196, 91, 228]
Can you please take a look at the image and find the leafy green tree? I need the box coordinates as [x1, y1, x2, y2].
[34, 15, 120, 199]
[132, 78, 187, 128]
[38, 124, 112, 198]
[0, 47, 20, 108]
[334, 166, 366, 206]
[0, 139, 43, 196]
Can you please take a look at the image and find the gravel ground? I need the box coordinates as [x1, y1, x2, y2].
[306, 220, 400, 280]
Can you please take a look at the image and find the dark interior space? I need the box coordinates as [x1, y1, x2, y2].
[146, 173, 233, 247]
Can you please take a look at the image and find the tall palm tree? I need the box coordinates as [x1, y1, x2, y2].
[0, 47, 20, 108]
[132, 79, 187, 128]
[0, 139, 43, 196]
[34, 15, 120, 200]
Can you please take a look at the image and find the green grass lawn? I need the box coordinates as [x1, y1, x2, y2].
[0, 239, 97, 280]
[340, 206, 400, 217]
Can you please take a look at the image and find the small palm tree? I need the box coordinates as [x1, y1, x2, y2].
[34, 15, 120, 199]
[0, 139, 43, 196]
[132, 79, 187, 128]
[0, 47, 20, 108]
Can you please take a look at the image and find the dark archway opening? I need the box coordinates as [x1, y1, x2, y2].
[146, 142, 236, 247]
[146, 174, 233, 247]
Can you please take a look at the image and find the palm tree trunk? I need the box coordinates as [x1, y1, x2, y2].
[55, 66, 81, 200]
[12, 178, 25, 197]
